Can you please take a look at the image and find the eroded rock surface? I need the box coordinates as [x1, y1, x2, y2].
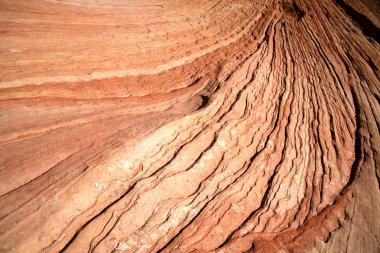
[0, 0, 379, 252]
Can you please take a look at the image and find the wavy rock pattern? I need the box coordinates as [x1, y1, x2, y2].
[0, 0, 379, 252]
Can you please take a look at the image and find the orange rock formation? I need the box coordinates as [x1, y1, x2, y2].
[0, 0, 379, 252]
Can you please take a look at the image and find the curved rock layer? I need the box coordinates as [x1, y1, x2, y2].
[0, 0, 379, 252]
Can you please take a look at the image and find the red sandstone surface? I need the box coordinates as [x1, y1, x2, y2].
[0, 0, 379, 252]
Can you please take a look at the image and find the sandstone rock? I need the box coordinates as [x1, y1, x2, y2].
[0, 0, 379, 252]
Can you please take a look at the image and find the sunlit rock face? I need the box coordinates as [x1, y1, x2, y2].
[0, 0, 379, 252]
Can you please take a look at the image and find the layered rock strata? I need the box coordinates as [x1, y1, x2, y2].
[0, 0, 379, 252]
